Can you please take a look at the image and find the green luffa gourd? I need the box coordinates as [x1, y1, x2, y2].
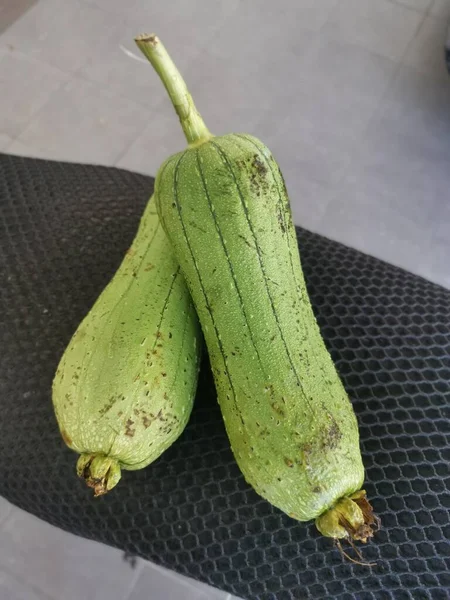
[52, 197, 201, 495]
[135, 35, 378, 542]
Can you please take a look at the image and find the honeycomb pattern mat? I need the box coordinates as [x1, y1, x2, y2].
[0, 153, 449, 600]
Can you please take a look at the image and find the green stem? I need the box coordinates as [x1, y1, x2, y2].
[135, 33, 212, 147]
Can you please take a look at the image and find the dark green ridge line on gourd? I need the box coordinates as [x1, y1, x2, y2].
[52, 197, 202, 496]
[232, 133, 341, 397]
[208, 138, 311, 410]
[170, 149, 244, 426]
[72, 215, 163, 406]
[233, 133, 302, 299]
[136, 34, 379, 546]
[195, 147, 267, 377]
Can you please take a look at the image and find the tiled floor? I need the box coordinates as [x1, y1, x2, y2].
[0, 497, 234, 600]
[1, 1, 449, 599]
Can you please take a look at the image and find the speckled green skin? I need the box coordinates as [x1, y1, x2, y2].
[52, 198, 201, 474]
[155, 134, 364, 521]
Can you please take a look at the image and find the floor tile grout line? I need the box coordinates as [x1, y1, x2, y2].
[76, 0, 131, 18]
[387, 0, 433, 15]
[0, 498, 13, 527]
[0, 46, 69, 79]
[0, 47, 70, 143]
[1, 22, 164, 113]
[1, 59, 155, 160]
[0, 561, 55, 600]
[112, 126, 155, 170]
[318, 0, 341, 34]
[399, 7, 429, 56]
[317, 0, 429, 229]
[122, 558, 146, 600]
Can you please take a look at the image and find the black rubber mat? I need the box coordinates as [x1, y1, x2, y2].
[0, 153, 449, 600]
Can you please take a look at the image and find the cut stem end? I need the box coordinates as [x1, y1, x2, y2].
[76, 453, 121, 497]
[315, 490, 380, 543]
[135, 33, 213, 147]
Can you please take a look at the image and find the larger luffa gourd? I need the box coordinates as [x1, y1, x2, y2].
[135, 35, 378, 542]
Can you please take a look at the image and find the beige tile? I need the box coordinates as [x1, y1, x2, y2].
[81, 1, 242, 108]
[116, 108, 186, 176]
[0, 132, 13, 150]
[0, 496, 12, 525]
[316, 60, 450, 286]
[429, 0, 450, 18]
[285, 175, 333, 232]
[260, 36, 395, 187]
[318, 183, 429, 277]
[80, 27, 200, 110]
[13, 78, 146, 165]
[0, 0, 120, 73]
[182, 28, 317, 138]
[323, 0, 424, 61]
[394, 0, 432, 12]
[380, 63, 450, 137]
[129, 560, 229, 600]
[0, 0, 37, 34]
[0, 51, 67, 138]
[4, 138, 43, 159]
[81, 0, 140, 15]
[130, 0, 241, 27]
[213, 0, 340, 34]
[418, 237, 450, 289]
[0, 508, 139, 600]
[283, 35, 396, 138]
[0, 569, 52, 600]
[402, 16, 450, 76]
[434, 203, 450, 243]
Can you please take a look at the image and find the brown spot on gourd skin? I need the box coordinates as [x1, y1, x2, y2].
[277, 208, 286, 234]
[259, 427, 270, 439]
[271, 402, 285, 417]
[243, 153, 271, 198]
[125, 419, 135, 437]
[252, 154, 267, 176]
[322, 420, 342, 451]
[126, 248, 135, 257]
[320, 405, 342, 451]
[302, 443, 312, 466]
[284, 457, 294, 468]
[98, 396, 115, 416]
[264, 383, 275, 398]
[144, 263, 154, 271]
[142, 415, 153, 429]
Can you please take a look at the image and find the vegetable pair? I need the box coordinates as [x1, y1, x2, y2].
[52, 36, 378, 546]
